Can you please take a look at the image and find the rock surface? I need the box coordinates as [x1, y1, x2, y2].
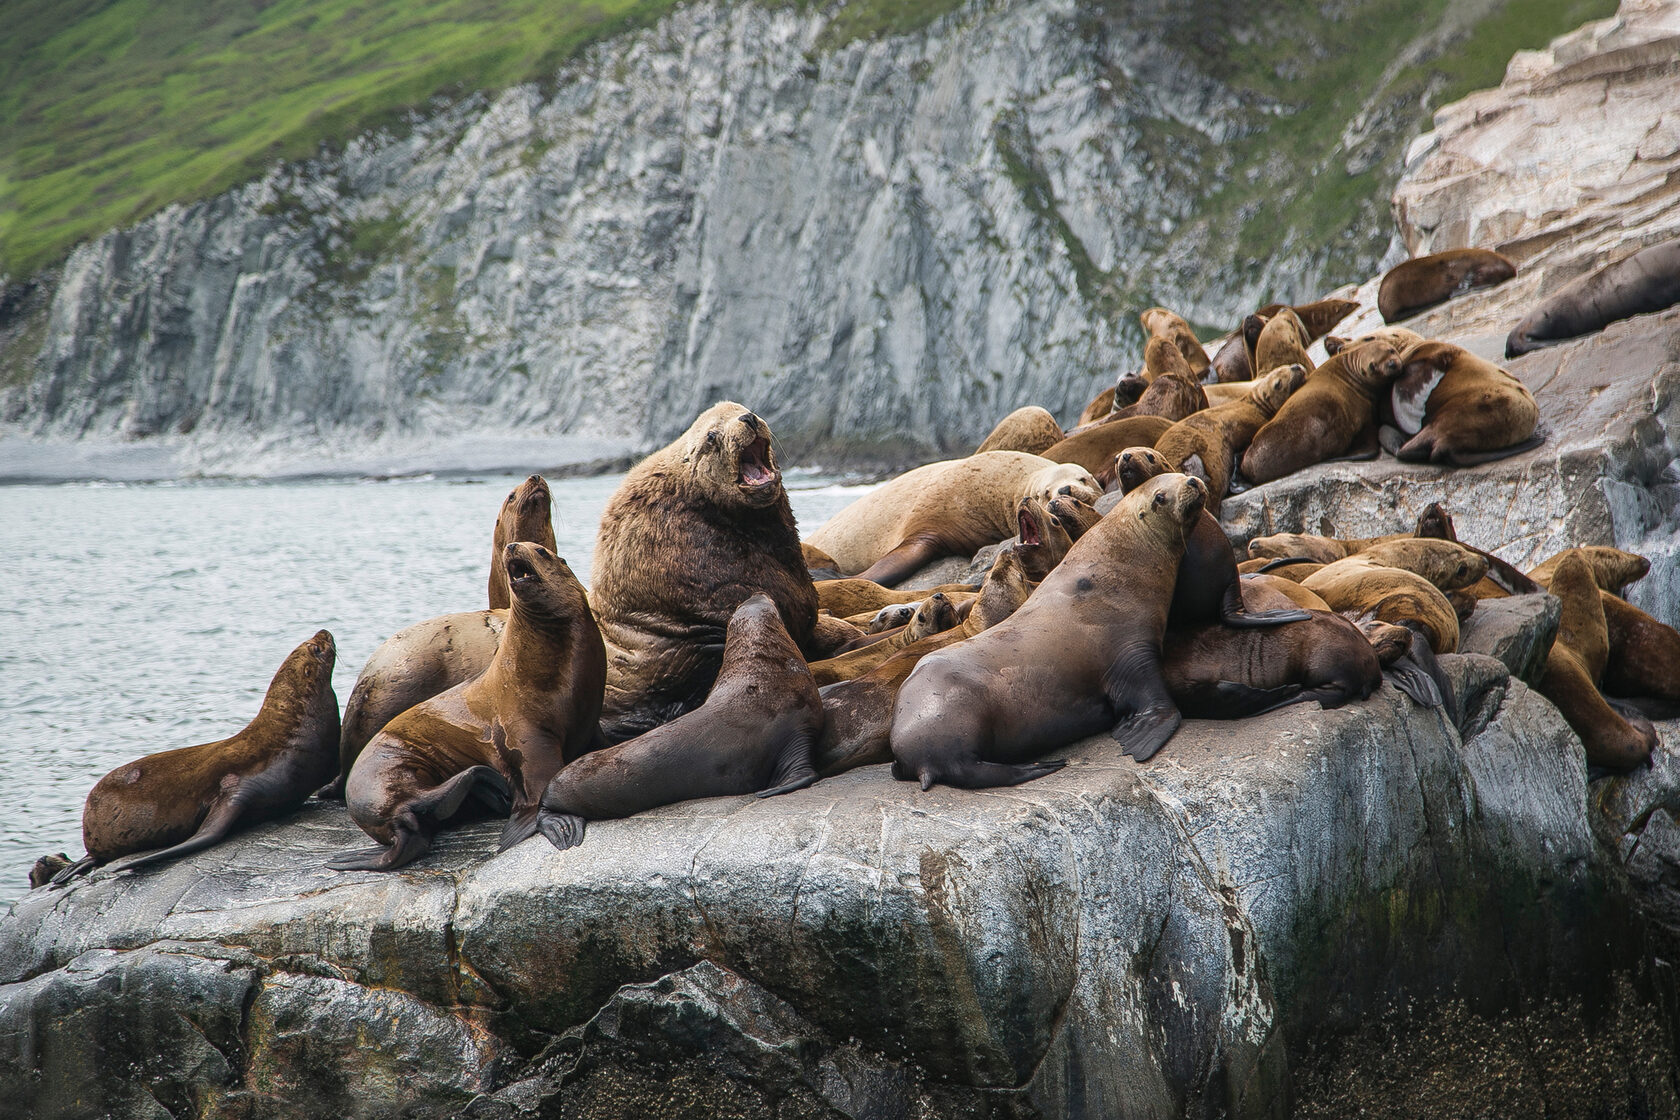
[1456, 592, 1561, 685]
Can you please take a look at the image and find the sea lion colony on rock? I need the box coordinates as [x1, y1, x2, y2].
[43, 255, 1680, 881]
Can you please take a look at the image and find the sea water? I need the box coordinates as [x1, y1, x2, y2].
[0, 470, 875, 905]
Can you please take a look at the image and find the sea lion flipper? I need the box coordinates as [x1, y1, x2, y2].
[920, 759, 1067, 790]
[855, 535, 946, 588]
[48, 855, 97, 886]
[1384, 661, 1443, 707]
[326, 837, 430, 873]
[537, 810, 587, 852]
[757, 727, 820, 798]
[1220, 579, 1312, 628]
[1205, 680, 1308, 718]
[314, 775, 346, 801]
[104, 778, 262, 875]
[1112, 706, 1181, 763]
[497, 808, 541, 853]
[328, 766, 510, 872]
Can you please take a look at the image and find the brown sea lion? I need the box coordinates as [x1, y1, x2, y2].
[1163, 611, 1384, 718]
[976, 406, 1066, 455]
[1345, 539, 1489, 593]
[863, 601, 921, 633]
[1507, 238, 1680, 357]
[1125, 365, 1207, 422]
[890, 473, 1210, 788]
[1140, 307, 1212, 377]
[1535, 553, 1657, 771]
[1256, 298, 1360, 341]
[1602, 593, 1680, 705]
[331, 544, 605, 870]
[806, 452, 1098, 586]
[1239, 572, 1330, 611]
[1528, 546, 1650, 596]
[1143, 336, 1198, 382]
[1407, 501, 1542, 596]
[1301, 559, 1462, 654]
[1249, 308, 1314, 379]
[1043, 415, 1175, 478]
[1046, 493, 1103, 540]
[529, 593, 822, 851]
[1378, 249, 1516, 324]
[1323, 326, 1424, 356]
[1380, 341, 1541, 465]
[802, 542, 844, 582]
[1155, 363, 1307, 499]
[64, 631, 341, 880]
[488, 475, 557, 610]
[815, 577, 979, 618]
[810, 592, 963, 686]
[1239, 339, 1404, 484]
[594, 403, 823, 743]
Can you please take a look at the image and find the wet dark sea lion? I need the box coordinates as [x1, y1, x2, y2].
[533, 593, 822, 851]
[1507, 238, 1680, 357]
[1164, 611, 1382, 718]
[332, 544, 605, 870]
[889, 473, 1209, 789]
[594, 402, 821, 743]
[1378, 249, 1515, 324]
[70, 631, 340, 878]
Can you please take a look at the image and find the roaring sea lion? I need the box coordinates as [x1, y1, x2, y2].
[1140, 307, 1212, 377]
[488, 475, 557, 610]
[65, 631, 340, 880]
[806, 452, 1098, 586]
[1535, 553, 1657, 771]
[976, 406, 1065, 455]
[1378, 249, 1516, 324]
[594, 403, 822, 743]
[1163, 611, 1383, 718]
[331, 544, 605, 871]
[1154, 363, 1307, 499]
[1043, 414, 1175, 478]
[531, 593, 822, 851]
[1239, 339, 1404, 484]
[890, 473, 1209, 788]
[1507, 238, 1680, 357]
[1380, 341, 1541, 465]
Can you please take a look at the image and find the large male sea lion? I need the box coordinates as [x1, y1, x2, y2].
[530, 593, 822, 851]
[1380, 341, 1541, 465]
[331, 544, 605, 870]
[889, 473, 1208, 788]
[1154, 363, 1307, 499]
[1239, 339, 1404, 484]
[805, 451, 1097, 586]
[1378, 249, 1516, 324]
[1507, 237, 1680, 357]
[594, 403, 822, 743]
[70, 631, 340, 878]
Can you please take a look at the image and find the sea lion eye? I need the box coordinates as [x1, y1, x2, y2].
[1153, 492, 1167, 507]
[704, 431, 719, 448]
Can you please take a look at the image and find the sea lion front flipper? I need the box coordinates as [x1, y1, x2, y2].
[1104, 644, 1182, 762]
[1378, 424, 1406, 457]
[48, 855, 98, 886]
[1113, 707, 1182, 762]
[1219, 579, 1311, 628]
[537, 810, 587, 851]
[328, 765, 510, 872]
[757, 728, 820, 798]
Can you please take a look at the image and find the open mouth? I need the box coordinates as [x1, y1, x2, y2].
[506, 555, 539, 587]
[1018, 507, 1043, 548]
[737, 435, 778, 488]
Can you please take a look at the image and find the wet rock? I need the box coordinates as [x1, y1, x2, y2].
[1456, 593, 1561, 685]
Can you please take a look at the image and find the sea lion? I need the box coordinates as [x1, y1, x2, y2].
[1256, 298, 1360, 342]
[802, 542, 844, 582]
[488, 475, 557, 610]
[890, 473, 1209, 788]
[1239, 572, 1331, 611]
[1249, 308, 1314, 379]
[865, 602, 920, 633]
[815, 577, 979, 618]
[1301, 559, 1462, 654]
[1043, 415, 1175, 478]
[1378, 249, 1516, 324]
[806, 452, 1098, 585]
[810, 592, 964, 686]
[1046, 493, 1103, 540]
[69, 631, 340, 879]
[594, 403, 823, 743]
[1246, 528, 1413, 564]
[1379, 341, 1541, 465]
[1125, 365, 1207, 421]
[1163, 611, 1383, 718]
[1239, 339, 1404, 484]
[1143, 336, 1198, 382]
[1323, 326, 1424, 356]
[1140, 307, 1212, 377]
[1343, 539, 1489, 593]
[1528, 546, 1650, 596]
[1154, 363, 1307, 499]
[331, 544, 605, 870]
[1507, 238, 1680, 357]
[1535, 552, 1657, 771]
[976, 406, 1065, 455]
[531, 593, 823, 851]
[1602, 593, 1680, 705]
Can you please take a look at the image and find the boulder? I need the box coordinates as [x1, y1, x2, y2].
[1456, 592, 1561, 684]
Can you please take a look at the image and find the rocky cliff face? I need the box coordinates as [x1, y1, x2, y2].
[0, 0, 1533, 474]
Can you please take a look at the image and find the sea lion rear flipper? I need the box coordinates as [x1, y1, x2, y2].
[537, 810, 587, 851]
[1383, 659, 1443, 707]
[327, 765, 510, 872]
[1439, 432, 1547, 467]
[1205, 680, 1308, 718]
[919, 759, 1067, 790]
[1378, 424, 1406, 457]
[498, 808, 541, 852]
[758, 728, 820, 798]
[314, 775, 346, 801]
[48, 855, 97, 886]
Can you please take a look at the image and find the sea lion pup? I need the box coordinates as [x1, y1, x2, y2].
[1163, 611, 1384, 718]
[1113, 446, 1310, 629]
[976, 406, 1065, 455]
[1044, 414, 1175, 478]
[1528, 546, 1650, 596]
[815, 577, 979, 618]
[890, 473, 1208, 788]
[62, 631, 341, 881]
[527, 593, 822, 851]
[802, 542, 844, 583]
[488, 475, 557, 609]
[1378, 249, 1516, 324]
[331, 544, 605, 871]
[810, 592, 964, 686]
[1141, 307, 1212, 378]
[595, 403, 823, 743]
[1507, 237, 1680, 357]
[1535, 553, 1657, 771]
[806, 452, 1098, 586]
[1239, 338, 1404, 484]
[815, 549, 1037, 777]
[1074, 373, 1147, 428]
[1154, 363, 1307, 499]
[1378, 341, 1541, 465]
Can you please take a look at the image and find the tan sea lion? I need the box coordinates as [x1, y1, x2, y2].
[1380, 341, 1541, 465]
[976, 406, 1065, 455]
[1301, 560, 1461, 653]
[488, 475, 557, 610]
[810, 592, 964, 686]
[1154, 363, 1307, 499]
[802, 542, 844, 582]
[1535, 553, 1657, 771]
[1140, 307, 1211, 377]
[1344, 539, 1489, 593]
[806, 452, 1098, 586]
[1246, 529, 1412, 564]
[1043, 415, 1175, 478]
[1323, 326, 1424, 356]
[331, 544, 605, 870]
[1378, 249, 1516, 324]
[815, 577, 979, 618]
[531, 593, 823, 851]
[594, 403, 823, 743]
[1249, 308, 1314, 378]
[1507, 238, 1680, 357]
[1143, 336, 1197, 382]
[1528, 546, 1650, 595]
[890, 473, 1210, 788]
[1239, 339, 1404, 484]
[65, 631, 341, 880]
[1239, 572, 1331, 612]
[1046, 493, 1103, 540]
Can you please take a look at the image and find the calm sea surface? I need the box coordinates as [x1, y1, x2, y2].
[0, 470, 873, 907]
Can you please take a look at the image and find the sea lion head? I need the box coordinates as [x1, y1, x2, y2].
[868, 602, 919, 633]
[1338, 338, 1406, 389]
[499, 475, 554, 539]
[1248, 363, 1308, 416]
[1247, 533, 1347, 565]
[1047, 494, 1102, 541]
[1022, 462, 1101, 508]
[906, 592, 960, 641]
[1414, 503, 1457, 541]
[1015, 496, 1075, 580]
[1114, 446, 1172, 494]
[1131, 472, 1207, 537]
[1113, 373, 1149, 408]
[1360, 539, 1488, 591]
[1143, 336, 1194, 381]
[680, 401, 784, 509]
[504, 542, 592, 621]
[1356, 618, 1414, 667]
